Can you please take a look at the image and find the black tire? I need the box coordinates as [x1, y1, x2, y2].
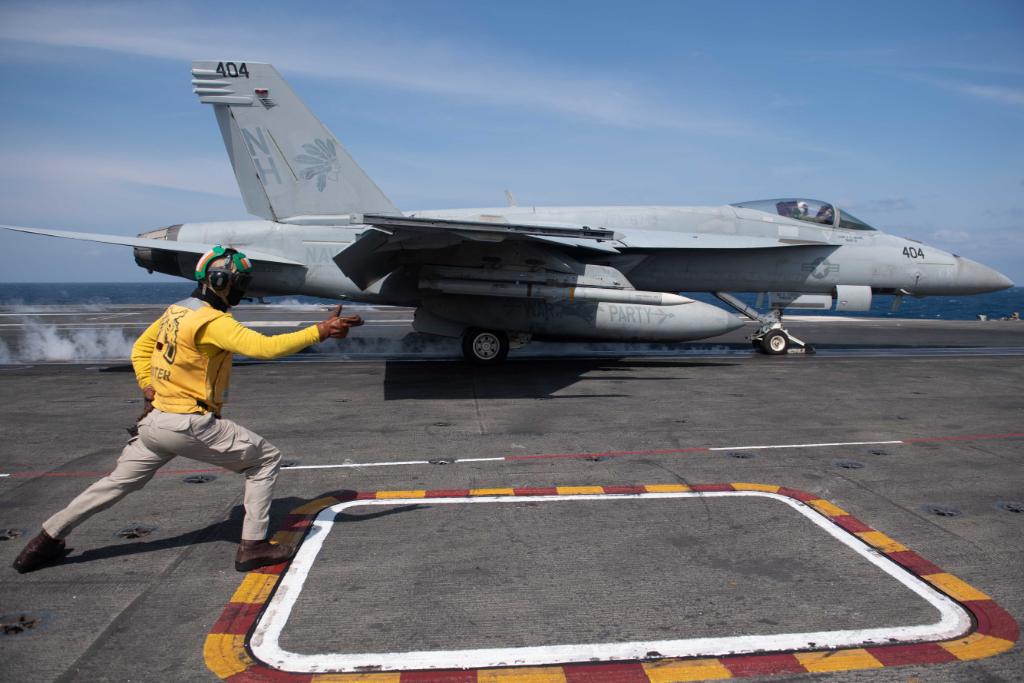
[461, 328, 509, 364]
[759, 330, 789, 355]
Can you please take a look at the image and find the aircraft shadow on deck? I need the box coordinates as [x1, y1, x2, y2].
[382, 359, 736, 401]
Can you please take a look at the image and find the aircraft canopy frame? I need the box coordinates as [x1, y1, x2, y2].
[732, 199, 877, 231]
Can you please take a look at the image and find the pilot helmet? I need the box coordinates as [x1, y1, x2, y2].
[796, 201, 809, 216]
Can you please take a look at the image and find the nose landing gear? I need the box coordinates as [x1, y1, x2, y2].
[758, 328, 793, 355]
[753, 323, 811, 355]
[714, 292, 815, 355]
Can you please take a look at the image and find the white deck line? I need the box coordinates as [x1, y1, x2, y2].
[270, 439, 908, 473]
[249, 491, 972, 674]
[283, 460, 431, 470]
[707, 440, 904, 451]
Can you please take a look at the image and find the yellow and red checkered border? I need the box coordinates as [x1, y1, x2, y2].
[205, 483, 1018, 682]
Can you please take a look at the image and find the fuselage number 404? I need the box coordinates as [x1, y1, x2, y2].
[216, 62, 249, 78]
[903, 246, 926, 259]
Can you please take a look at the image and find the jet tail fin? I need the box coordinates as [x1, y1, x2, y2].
[191, 60, 399, 223]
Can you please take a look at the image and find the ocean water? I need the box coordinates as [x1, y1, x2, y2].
[0, 282, 319, 306]
[1, 283, 1021, 320]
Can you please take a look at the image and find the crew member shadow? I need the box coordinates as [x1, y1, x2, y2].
[384, 358, 736, 401]
[58, 490, 424, 566]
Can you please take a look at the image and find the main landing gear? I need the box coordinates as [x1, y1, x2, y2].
[461, 328, 510, 364]
[713, 292, 814, 356]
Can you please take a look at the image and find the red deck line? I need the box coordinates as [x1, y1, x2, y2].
[6, 431, 1024, 479]
[8, 466, 224, 479]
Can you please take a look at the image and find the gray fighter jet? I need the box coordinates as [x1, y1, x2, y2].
[3, 61, 1014, 362]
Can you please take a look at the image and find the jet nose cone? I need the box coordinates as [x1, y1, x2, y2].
[956, 257, 1014, 293]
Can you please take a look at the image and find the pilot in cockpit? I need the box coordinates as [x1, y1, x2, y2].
[815, 205, 835, 224]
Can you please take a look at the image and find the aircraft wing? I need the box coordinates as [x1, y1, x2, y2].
[336, 213, 830, 288]
[332, 214, 623, 288]
[360, 213, 828, 249]
[360, 214, 621, 244]
[0, 225, 304, 266]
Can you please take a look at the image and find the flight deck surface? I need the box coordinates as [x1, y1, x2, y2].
[3, 303, 1024, 362]
[0, 306, 1021, 681]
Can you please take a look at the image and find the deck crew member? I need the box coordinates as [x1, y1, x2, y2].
[14, 246, 362, 573]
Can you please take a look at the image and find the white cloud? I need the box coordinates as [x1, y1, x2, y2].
[848, 198, 916, 212]
[0, 2, 742, 134]
[0, 150, 237, 198]
[931, 228, 971, 244]
[911, 76, 1024, 108]
[915, 60, 1024, 78]
[799, 45, 1024, 109]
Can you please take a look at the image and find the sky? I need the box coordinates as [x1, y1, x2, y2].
[0, 0, 1022, 283]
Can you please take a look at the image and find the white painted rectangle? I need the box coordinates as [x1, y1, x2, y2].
[250, 491, 971, 674]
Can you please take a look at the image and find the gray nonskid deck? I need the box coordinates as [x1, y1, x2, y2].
[0, 314, 1021, 681]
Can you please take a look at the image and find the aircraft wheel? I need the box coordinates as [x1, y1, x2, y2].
[760, 330, 789, 355]
[462, 328, 509, 364]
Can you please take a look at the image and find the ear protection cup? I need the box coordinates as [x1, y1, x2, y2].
[207, 269, 232, 290]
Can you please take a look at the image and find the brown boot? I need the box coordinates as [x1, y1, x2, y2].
[13, 529, 72, 573]
[235, 540, 294, 572]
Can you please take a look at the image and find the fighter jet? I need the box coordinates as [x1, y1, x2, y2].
[3, 61, 1014, 362]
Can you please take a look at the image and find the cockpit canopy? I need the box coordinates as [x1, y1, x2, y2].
[732, 198, 875, 231]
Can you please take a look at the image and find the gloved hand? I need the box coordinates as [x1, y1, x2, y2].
[317, 305, 364, 341]
[137, 386, 156, 422]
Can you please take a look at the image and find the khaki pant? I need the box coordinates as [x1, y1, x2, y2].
[43, 410, 282, 541]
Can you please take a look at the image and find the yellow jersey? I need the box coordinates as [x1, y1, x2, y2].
[131, 298, 320, 415]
